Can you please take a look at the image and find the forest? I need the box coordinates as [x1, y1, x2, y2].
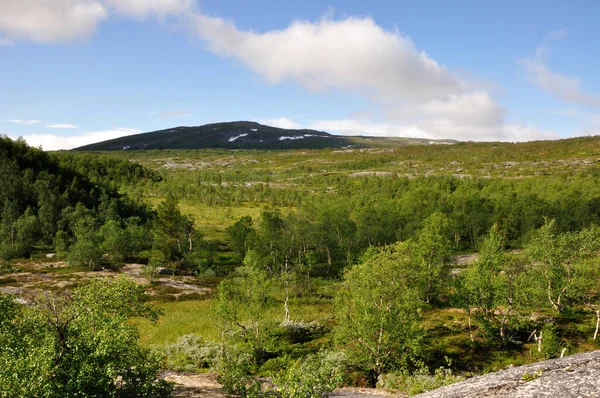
[2, 134, 600, 397]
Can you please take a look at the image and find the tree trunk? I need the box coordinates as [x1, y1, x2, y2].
[594, 310, 600, 340]
[467, 309, 474, 342]
[283, 257, 291, 323]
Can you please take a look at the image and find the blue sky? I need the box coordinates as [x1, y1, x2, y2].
[1, 0, 599, 149]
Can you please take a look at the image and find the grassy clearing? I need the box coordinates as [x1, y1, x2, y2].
[135, 300, 219, 346]
[136, 293, 334, 348]
[147, 198, 275, 241]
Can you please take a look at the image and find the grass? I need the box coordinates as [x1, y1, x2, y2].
[147, 198, 273, 241]
[135, 293, 334, 348]
[135, 300, 219, 346]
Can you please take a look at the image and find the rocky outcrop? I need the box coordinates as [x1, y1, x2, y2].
[415, 350, 600, 398]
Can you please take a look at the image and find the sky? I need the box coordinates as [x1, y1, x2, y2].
[1, 0, 600, 150]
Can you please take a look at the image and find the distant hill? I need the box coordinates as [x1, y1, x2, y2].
[74, 121, 456, 151]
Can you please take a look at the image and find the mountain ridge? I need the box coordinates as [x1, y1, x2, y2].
[73, 121, 457, 151]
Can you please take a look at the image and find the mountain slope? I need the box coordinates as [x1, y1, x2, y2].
[74, 121, 456, 151]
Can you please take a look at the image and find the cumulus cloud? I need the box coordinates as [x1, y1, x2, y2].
[258, 117, 301, 129]
[0, 0, 107, 43]
[191, 13, 557, 141]
[45, 123, 80, 129]
[0, 4, 560, 142]
[16, 127, 141, 150]
[307, 118, 557, 142]
[192, 15, 462, 100]
[104, 0, 193, 19]
[421, 92, 506, 127]
[0, 0, 193, 43]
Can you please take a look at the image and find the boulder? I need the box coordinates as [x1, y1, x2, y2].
[415, 350, 600, 398]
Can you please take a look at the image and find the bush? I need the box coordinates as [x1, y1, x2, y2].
[273, 352, 345, 398]
[378, 358, 465, 396]
[280, 320, 326, 344]
[216, 346, 266, 398]
[0, 278, 172, 397]
[142, 263, 160, 284]
[163, 334, 219, 372]
[539, 323, 566, 359]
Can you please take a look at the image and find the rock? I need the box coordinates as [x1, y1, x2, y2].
[415, 350, 600, 398]
[157, 267, 174, 275]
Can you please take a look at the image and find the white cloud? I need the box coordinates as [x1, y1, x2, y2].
[191, 15, 462, 100]
[0, 0, 107, 43]
[421, 92, 506, 127]
[104, 0, 193, 19]
[192, 13, 558, 141]
[0, 0, 193, 43]
[258, 117, 301, 130]
[45, 123, 80, 129]
[520, 57, 600, 107]
[521, 29, 600, 108]
[263, 117, 557, 142]
[17, 127, 141, 150]
[4, 119, 42, 125]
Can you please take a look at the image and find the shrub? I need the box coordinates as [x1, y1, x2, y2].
[163, 334, 219, 372]
[216, 346, 266, 398]
[280, 320, 326, 344]
[273, 352, 345, 398]
[0, 278, 172, 397]
[378, 358, 465, 396]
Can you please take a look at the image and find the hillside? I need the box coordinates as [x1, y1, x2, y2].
[74, 121, 456, 151]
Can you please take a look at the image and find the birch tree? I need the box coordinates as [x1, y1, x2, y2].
[334, 243, 423, 384]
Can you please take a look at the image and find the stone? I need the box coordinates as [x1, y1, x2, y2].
[415, 350, 600, 398]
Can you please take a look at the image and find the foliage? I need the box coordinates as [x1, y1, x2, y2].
[215, 345, 266, 398]
[408, 212, 452, 304]
[273, 352, 345, 398]
[0, 136, 151, 262]
[214, 256, 274, 351]
[226, 215, 254, 261]
[453, 224, 529, 342]
[334, 243, 424, 380]
[163, 334, 219, 372]
[151, 194, 204, 273]
[0, 278, 171, 397]
[526, 219, 600, 313]
[379, 358, 465, 396]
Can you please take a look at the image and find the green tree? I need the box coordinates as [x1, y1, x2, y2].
[0, 207, 39, 260]
[226, 216, 254, 262]
[334, 243, 423, 383]
[526, 219, 581, 313]
[67, 214, 104, 269]
[454, 224, 528, 342]
[100, 219, 128, 262]
[152, 195, 202, 274]
[214, 250, 273, 351]
[408, 212, 452, 304]
[0, 278, 171, 397]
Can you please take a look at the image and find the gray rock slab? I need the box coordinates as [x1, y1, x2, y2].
[415, 350, 600, 398]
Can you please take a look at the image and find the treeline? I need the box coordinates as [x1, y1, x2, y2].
[144, 168, 600, 252]
[52, 151, 162, 189]
[0, 137, 152, 263]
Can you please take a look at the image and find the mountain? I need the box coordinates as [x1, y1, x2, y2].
[74, 121, 456, 151]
